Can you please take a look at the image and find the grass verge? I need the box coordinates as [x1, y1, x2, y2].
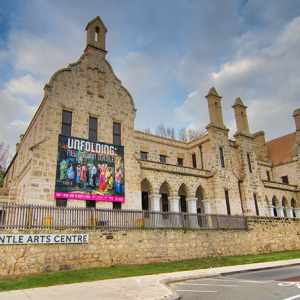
[0, 250, 300, 292]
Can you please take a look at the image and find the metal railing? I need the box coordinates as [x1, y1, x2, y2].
[0, 203, 246, 230]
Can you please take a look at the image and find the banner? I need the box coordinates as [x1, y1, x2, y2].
[54, 134, 125, 202]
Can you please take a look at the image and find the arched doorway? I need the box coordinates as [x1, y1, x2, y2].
[141, 179, 151, 211]
[159, 182, 170, 212]
[178, 184, 187, 213]
[196, 186, 204, 214]
[272, 196, 278, 216]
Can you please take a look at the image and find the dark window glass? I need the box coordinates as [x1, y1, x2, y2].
[56, 198, 67, 207]
[113, 202, 122, 210]
[160, 155, 166, 163]
[247, 154, 252, 173]
[192, 154, 197, 168]
[177, 158, 183, 166]
[220, 148, 225, 168]
[225, 190, 231, 215]
[140, 152, 147, 160]
[282, 176, 289, 184]
[266, 171, 270, 181]
[86, 200, 96, 208]
[254, 194, 259, 215]
[113, 122, 121, 145]
[62, 110, 72, 136]
[142, 191, 149, 210]
[180, 195, 186, 213]
[89, 117, 97, 141]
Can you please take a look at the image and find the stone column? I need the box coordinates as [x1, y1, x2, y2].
[202, 199, 211, 214]
[294, 208, 300, 218]
[275, 206, 284, 217]
[169, 196, 180, 212]
[169, 196, 181, 227]
[186, 198, 198, 229]
[186, 198, 197, 214]
[284, 207, 294, 218]
[202, 199, 212, 228]
[149, 194, 161, 212]
[268, 205, 275, 217]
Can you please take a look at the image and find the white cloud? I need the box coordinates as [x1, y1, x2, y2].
[5, 75, 44, 104]
[0, 90, 36, 148]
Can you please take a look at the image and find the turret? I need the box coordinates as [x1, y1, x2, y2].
[232, 97, 252, 138]
[85, 16, 107, 52]
[205, 87, 228, 131]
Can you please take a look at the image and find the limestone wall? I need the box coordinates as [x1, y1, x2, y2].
[1, 218, 300, 276]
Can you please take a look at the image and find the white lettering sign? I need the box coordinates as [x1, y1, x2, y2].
[0, 234, 89, 245]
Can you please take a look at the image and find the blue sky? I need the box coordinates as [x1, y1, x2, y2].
[1, 0, 300, 150]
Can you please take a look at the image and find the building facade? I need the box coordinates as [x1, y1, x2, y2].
[3, 16, 300, 217]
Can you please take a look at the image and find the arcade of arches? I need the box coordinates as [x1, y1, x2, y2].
[141, 178, 211, 215]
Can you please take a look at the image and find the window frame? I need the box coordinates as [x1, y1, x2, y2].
[140, 152, 147, 160]
[177, 158, 183, 166]
[247, 153, 252, 173]
[219, 147, 225, 168]
[61, 110, 72, 136]
[89, 116, 98, 141]
[160, 155, 166, 163]
[113, 122, 121, 145]
[192, 153, 197, 168]
[254, 194, 259, 215]
[225, 190, 231, 215]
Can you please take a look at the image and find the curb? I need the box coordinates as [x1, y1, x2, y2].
[157, 261, 300, 300]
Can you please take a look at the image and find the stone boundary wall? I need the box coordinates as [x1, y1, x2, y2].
[1, 220, 300, 276]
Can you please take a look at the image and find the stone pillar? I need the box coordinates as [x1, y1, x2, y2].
[202, 199, 212, 228]
[169, 196, 180, 213]
[202, 199, 211, 214]
[275, 206, 284, 217]
[284, 207, 294, 218]
[186, 198, 197, 214]
[169, 196, 181, 227]
[149, 194, 161, 212]
[268, 205, 275, 217]
[294, 208, 300, 218]
[186, 198, 198, 229]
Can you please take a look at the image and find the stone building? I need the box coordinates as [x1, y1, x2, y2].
[3, 16, 300, 217]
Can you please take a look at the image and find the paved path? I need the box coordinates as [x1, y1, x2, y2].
[1, 259, 300, 300]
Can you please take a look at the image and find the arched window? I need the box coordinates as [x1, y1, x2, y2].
[95, 26, 100, 41]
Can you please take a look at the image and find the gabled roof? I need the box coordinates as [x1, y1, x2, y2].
[266, 132, 296, 166]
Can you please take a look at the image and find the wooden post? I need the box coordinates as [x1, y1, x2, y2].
[27, 205, 32, 229]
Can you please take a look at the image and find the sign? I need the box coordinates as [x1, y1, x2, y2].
[55, 134, 125, 202]
[0, 234, 89, 245]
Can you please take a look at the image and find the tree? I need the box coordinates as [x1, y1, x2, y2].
[155, 123, 176, 139]
[137, 127, 153, 135]
[178, 127, 205, 142]
[0, 142, 12, 171]
[0, 142, 12, 188]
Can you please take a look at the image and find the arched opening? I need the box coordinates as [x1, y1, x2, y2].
[178, 184, 187, 213]
[95, 26, 100, 41]
[196, 186, 204, 214]
[282, 197, 289, 217]
[159, 182, 170, 212]
[141, 179, 151, 211]
[272, 196, 278, 216]
[292, 198, 297, 217]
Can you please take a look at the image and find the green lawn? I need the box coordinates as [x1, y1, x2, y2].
[0, 250, 300, 292]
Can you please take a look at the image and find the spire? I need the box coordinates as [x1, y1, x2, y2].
[232, 97, 252, 138]
[205, 87, 228, 131]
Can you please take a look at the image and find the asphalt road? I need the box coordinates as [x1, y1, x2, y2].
[169, 266, 300, 300]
